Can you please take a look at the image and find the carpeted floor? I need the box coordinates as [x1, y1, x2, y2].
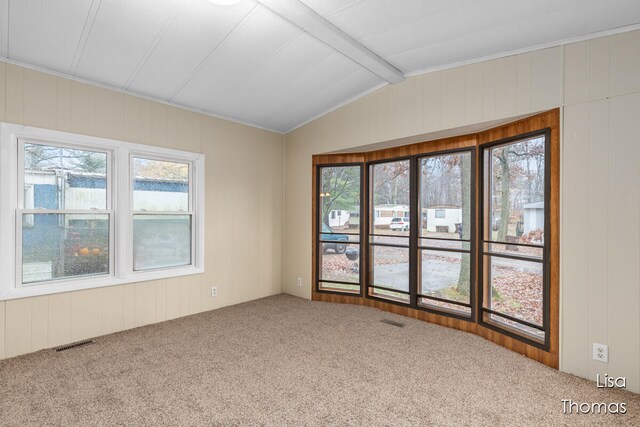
[0, 294, 638, 426]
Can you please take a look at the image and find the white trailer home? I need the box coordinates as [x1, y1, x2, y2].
[425, 206, 462, 233]
[523, 201, 544, 233]
[373, 204, 410, 227]
[327, 209, 350, 228]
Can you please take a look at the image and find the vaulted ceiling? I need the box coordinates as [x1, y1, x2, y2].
[1, 0, 639, 132]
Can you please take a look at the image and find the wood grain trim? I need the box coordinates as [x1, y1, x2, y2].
[311, 109, 560, 369]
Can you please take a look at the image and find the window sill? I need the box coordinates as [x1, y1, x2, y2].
[0, 266, 204, 301]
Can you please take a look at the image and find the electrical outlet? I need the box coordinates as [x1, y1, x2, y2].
[593, 343, 608, 363]
[210, 287, 217, 297]
[296, 277, 302, 287]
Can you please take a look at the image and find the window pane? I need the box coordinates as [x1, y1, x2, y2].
[24, 143, 108, 210]
[370, 235, 409, 246]
[371, 245, 409, 293]
[319, 166, 360, 234]
[319, 243, 359, 284]
[419, 249, 470, 307]
[485, 255, 543, 328]
[133, 215, 191, 270]
[419, 298, 471, 315]
[22, 214, 109, 284]
[319, 233, 359, 243]
[489, 312, 545, 341]
[369, 287, 409, 303]
[420, 152, 471, 240]
[483, 242, 543, 259]
[319, 282, 359, 293]
[133, 158, 189, 212]
[488, 136, 545, 244]
[371, 160, 410, 236]
[419, 238, 470, 251]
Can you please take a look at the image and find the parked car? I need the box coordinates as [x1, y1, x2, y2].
[321, 223, 349, 254]
[389, 217, 410, 231]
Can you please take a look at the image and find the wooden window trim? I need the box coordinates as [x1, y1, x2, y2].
[311, 110, 560, 368]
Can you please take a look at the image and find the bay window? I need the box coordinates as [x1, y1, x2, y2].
[312, 110, 559, 362]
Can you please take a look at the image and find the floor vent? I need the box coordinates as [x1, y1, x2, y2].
[55, 339, 95, 352]
[381, 319, 405, 328]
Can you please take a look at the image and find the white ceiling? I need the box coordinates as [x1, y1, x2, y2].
[1, 0, 640, 133]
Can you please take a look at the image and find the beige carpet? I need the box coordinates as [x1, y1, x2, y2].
[0, 294, 638, 426]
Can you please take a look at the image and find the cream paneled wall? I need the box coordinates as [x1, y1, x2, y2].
[0, 63, 285, 360]
[284, 30, 640, 392]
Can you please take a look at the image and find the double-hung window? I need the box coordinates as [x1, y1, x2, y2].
[18, 141, 113, 285]
[132, 157, 193, 271]
[0, 123, 204, 299]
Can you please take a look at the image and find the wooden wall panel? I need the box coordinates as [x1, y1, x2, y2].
[564, 41, 591, 106]
[48, 293, 71, 347]
[31, 296, 49, 352]
[531, 46, 564, 110]
[70, 289, 102, 342]
[607, 93, 640, 389]
[0, 301, 5, 359]
[516, 52, 532, 114]
[610, 30, 640, 97]
[561, 103, 590, 378]
[587, 99, 610, 381]
[590, 37, 610, 101]
[101, 285, 125, 335]
[5, 298, 31, 358]
[464, 63, 484, 124]
[134, 281, 157, 328]
[494, 56, 518, 118]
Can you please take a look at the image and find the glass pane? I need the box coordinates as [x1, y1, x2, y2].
[24, 143, 108, 210]
[419, 298, 471, 315]
[133, 158, 189, 212]
[22, 214, 109, 284]
[319, 282, 360, 293]
[488, 136, 545, 244]
[419, 238, 470, 251]
[319, 166, 360, 234]
[370, 287, 409, 303]
[419, 249, 471, 306]
[486, 255, 543, 328]
[319, 233, 359, 243]
[370, 235, 409, 246]
[133, 215, 191, 270]
[484, 242, 543, 259]
[420, 152, 471, 240]
[370, 160, 410, 236]
[319, 243, 359, 284]
[371, 244, 409, 293]
[489, 313, 545, 341]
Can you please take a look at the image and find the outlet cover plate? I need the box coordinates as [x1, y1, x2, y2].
[593, 343, 608, 363]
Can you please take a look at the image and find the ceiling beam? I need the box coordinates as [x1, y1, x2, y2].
[256, 0, 405, 84]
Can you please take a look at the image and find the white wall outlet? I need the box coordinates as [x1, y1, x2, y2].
[210, 287, 217, 297]
[593, 343, 608, 363]
[296, 277, 302, 287]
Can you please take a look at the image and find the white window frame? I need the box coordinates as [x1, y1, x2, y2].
[16, 138, 115, 286]
[130, 154, 195, 273]
[0, 122, 205, 300]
